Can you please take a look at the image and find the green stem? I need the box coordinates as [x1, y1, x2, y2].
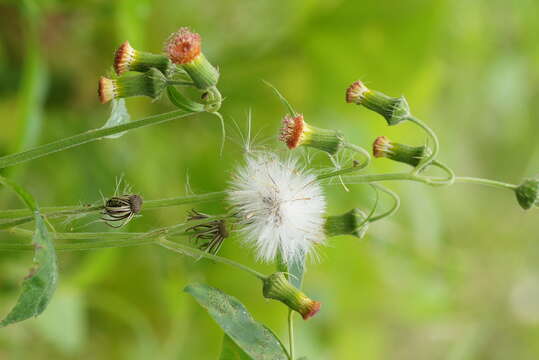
[455, 176, 517, 190]
[369, 184, 401, 222]
[158, 238, 266, 280]
[407, 116, 439, 174]
[0, 110, 194, 169]
[430, 160, 455, 185]
[166, 80, 195, 86]
[287, 309, 295, 360]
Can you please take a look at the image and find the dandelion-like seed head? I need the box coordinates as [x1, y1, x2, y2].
[228, 153, 326, 265]
[165, 27, 201, 65]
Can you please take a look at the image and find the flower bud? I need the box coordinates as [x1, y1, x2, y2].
[324, 208, 369, 239]
[165, 27, 219, 90]
[515, 178, 539, 210]
[372, 136, 430, 167]
[98, 68, 167, 104]
[262, 272, 321, 320]
[279, 114, 344, 155]
[114, 41, 172, 75]
[346, 80, 410, 126]
[102, 194, 143, 228]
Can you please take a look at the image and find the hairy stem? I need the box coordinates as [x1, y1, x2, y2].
[0, 110, 195, 169]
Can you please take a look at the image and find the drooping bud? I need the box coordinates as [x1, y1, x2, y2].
[346, 80, 410, 126]
[102, 194, 143, 228]
[515, 178, 539, 210]
[114, 41, 172, 75]
[262, 272, 321, 320]
[98, 68, 167, 104]
[165, 27, 219, 90]
[372, 136, 430, 167]
[279, 114, 344, 155]
[324, 208, 369, 239]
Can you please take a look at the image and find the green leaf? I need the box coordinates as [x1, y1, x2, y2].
[219, 334, 253, 360]
[185, 283, 288, 360]
[0, 176, 58, 327]
[101, 99, 131, 139]
[166, 86, 204, 112]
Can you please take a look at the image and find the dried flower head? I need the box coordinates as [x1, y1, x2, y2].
[228, 153, 326, 265]
[279, 114, 344, 155]
[102, 194, 143, 228]
[186, 209, 229, 255]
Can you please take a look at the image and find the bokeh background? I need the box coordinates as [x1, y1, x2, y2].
[1, 0, 539, 359]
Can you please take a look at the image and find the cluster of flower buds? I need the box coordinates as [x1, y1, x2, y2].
[262, 272, 321, 320]
[346, 80, 410, 126]
[98, 27, 220, 110]
[279, 114, 344, 155]
[372, 136, 430, 167]
[324, 208, 369, 239]
[515, 178, 539, 210]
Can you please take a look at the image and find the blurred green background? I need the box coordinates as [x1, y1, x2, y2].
[1, 0, 539, 359]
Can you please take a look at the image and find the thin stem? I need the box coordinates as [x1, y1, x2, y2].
[0, 110, 195, 169]
[369, 184, 401, 222]
[343, 142, 371, 169]
[407, 116, 439, 174]
[287, 310, 295, 360]
[455, 176, 517, 190]
[166, 80, 195, 86]
[430, 160, 455, 186]
[158, 238, 266, 280]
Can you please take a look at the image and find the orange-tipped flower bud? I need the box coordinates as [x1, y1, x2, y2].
[372, 136, 430, 167]
[98, 68, 167, 104]
[279, 114, 343, 155]
[165, 27, 219, 90]
[346, 80, 410, 126]
[263, 272, 321, 320]
[114, 41, 171, 75]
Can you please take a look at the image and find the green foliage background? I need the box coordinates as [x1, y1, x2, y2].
[0, 0, 538, 358]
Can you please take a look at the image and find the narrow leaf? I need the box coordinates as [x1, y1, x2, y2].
[0, 176, 58, 327]
[219, 334, 253, 360]
[185, 283, 288, 360]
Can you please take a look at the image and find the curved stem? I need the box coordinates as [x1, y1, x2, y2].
[369, 184, 401, 222]
[343, 142, 371, 169]
[455, 176, 517, 190]
[158, 237, 266, 280]
[0, 110, 195, 169]
[407, 116, 439, 174]
[430, 160, 455, 186]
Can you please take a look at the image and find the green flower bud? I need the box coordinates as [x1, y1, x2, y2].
[515, 178, 539, 210]
[346, 80, 410, 126]
[165, 28, 219, 90]
[98, 68, 167, 104]
[324, 208, 369, 239]
[373, 136, 430, 167]
[279, 114, 344, 155]
[114, 41, 172, 76]
[262, 272, 321, 320]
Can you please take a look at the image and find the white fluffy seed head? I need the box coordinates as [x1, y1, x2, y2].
[228, 152, 326, 265]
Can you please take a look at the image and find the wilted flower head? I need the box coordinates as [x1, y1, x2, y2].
[228, 153, 326, 265]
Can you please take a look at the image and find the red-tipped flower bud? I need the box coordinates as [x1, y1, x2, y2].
[114, 41, 172, 75]
[346, 80, 410, 126]
[263, 272, 321, 320]
[279, 114, 343, 155]
[165, 27, 219, 90]
[372, 136, 430, 167]
[98, 68, 167, 104]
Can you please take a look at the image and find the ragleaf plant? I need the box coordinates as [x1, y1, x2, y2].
[0, 27, 535, 359]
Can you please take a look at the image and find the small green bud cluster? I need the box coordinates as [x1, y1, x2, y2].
[346, 80, 410, 126]
[262, 272, 321, 320]
[98, 27, 220, 111]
